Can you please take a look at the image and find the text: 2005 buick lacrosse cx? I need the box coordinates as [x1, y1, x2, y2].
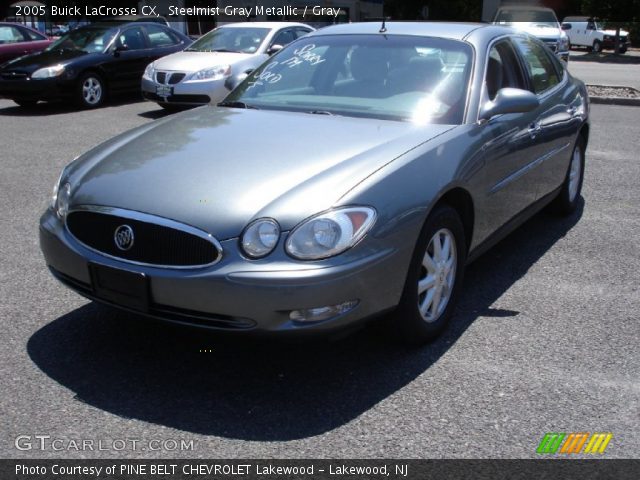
[40, 22, 589, 344]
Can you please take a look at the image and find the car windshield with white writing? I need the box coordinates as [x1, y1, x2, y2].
[224, 34, 473, 124]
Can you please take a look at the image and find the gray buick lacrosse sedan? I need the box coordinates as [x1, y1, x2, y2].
[40, 22, 589, 344]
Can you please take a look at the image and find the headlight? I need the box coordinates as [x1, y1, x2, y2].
[32, 64, 65, 79]
[559, 34, 570, 51]
[55, 183, 71, 219]
[241, 218, 280, 258]
[285, 207, 377, 260]
[143, 62, 155, 80]
[188, 65, 231, 81]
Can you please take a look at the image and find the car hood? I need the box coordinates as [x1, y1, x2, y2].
[68, 107, 454, 239]
[152, 50, 255, 72]
[501, 22, 560, 37]
[1, 48, 87, 73]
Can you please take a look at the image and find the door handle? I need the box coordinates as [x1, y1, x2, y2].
[528, 121, 542, 138]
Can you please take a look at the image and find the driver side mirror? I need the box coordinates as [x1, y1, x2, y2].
[113, 44, 128, 56]
[479, 88, 539, 121]
[267, 44, 283, 55]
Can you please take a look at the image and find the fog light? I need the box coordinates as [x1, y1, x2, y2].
[289, 300, 358, 323]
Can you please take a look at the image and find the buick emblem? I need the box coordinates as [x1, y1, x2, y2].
[114, 225, 134, 251]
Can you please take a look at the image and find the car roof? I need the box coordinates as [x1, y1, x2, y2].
[219, 22, 312, 29]
[306, 22, 490, 41]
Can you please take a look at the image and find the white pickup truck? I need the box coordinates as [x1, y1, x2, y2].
[492, 5, 570, 63]
[561, 17, 630, 54]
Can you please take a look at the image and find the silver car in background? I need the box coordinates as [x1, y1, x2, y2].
[42, 22, 589, 344]
[141, 22, 313, 109]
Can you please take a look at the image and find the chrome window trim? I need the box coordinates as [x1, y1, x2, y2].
[65, 205, 224, 270]
[475, 34, 519, 123]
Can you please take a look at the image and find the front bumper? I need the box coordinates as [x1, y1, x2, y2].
[141, 76, 229, 106]
[0, 76, 74, 101]
[40, 209, 406, 335]
[602, 38, 631, 50]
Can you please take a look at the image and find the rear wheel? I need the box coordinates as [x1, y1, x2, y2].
[393, 205, 466, 345]
[550, 136, 585, 215]
[76, 72, 105, 108]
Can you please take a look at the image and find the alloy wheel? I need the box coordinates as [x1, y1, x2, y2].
[82, 77, 103, 106]
[418, 228, 457, 323]
[568, 144, 582, 202]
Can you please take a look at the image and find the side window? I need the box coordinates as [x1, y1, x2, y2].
[19, 27, 46, 41]
[513, 37, 561, 94]
[117, 27, 147, 51]
[271, 29, 296, 47]
[485, 40, 526, 101]
[145, 25, 178, 48]
[0, 25, 26, 44]
[294, 28, 312, 39]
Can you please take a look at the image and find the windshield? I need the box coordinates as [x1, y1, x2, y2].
[495, 9, 558, 27]
[186, 27, 270, 53]
[47, 27, 117, 53]
[224, 34, 473, 125]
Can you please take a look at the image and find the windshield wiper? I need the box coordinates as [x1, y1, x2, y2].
[211, 48, 241, 53]
[217, 101, 259, 109]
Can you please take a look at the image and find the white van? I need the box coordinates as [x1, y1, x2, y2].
[562, 17, 630, 54]
[493, 5, 570, 62]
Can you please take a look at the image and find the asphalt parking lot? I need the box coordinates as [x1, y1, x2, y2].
[1, 97, 638, 459]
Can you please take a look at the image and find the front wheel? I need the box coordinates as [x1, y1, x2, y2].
[393, 205, 466, 345]
[592, 40, 602, 53]
[76, 72, 105, 108]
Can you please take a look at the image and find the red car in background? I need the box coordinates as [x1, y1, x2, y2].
[0, 22, 51, 65]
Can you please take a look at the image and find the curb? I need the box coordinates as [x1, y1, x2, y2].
[589, 96, 640, 106]
[586, 84, 640, 106]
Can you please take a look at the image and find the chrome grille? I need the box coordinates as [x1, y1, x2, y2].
[66, 207, 222, 268]
[155, 72, 186, 84]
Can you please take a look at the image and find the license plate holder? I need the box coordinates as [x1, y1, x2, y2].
[156, 85, 173, 98]
[89, 263, 149, 312]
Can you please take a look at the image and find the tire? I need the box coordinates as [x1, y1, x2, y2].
[393, 205, 467, 345]
[76, 72, 105, 108]
[619, 47, 627, 54]
[13, 99, 37, 107]
[592, 40, 602, 53]
[550, 135, 585, 215]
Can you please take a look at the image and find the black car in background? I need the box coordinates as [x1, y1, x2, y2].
[0, 22, 191, 108]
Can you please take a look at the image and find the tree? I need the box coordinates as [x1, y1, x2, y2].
[383, 0, 482, 22]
